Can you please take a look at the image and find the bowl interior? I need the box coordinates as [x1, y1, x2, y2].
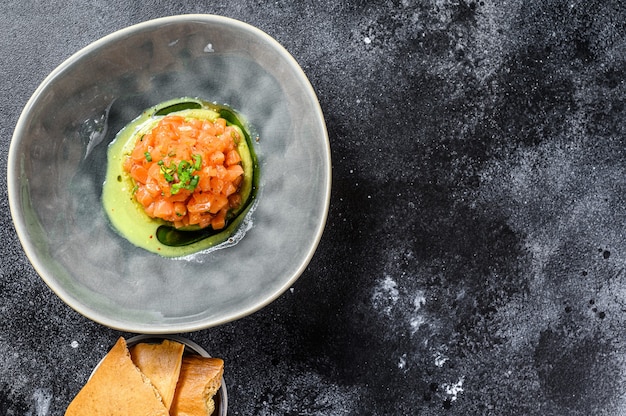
[8, 15, 330, 333]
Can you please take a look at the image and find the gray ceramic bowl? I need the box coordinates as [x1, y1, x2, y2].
[8, 15, 331, 333]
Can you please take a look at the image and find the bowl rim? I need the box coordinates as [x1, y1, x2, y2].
[7, 14, 331, 333]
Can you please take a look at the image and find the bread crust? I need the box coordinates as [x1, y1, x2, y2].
[64, 337, 168, 416]
[130, 339, 185, 410]
[170, 355, 224, 416]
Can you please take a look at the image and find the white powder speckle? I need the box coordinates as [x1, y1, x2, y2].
[398, 354, 407, 370]
[413, 292, 426, 310]
[434, 351, 449, 367]
[364, 36, 371, 44]
[407, 290, 427, 333]
[442, 377, 465, 401]
[372, 275, 399, 316]
[409, 315, 425, 333]
[33, 388, 52, 416]
[70, 340, 79, 349]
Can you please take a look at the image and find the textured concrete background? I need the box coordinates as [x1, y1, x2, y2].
[3, 0, 626, 415]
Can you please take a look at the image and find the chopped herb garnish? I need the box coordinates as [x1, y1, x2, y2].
[192, 154, 202, 170]
[160, 154, 203, 195]
[189, 175, 200, 188]
[160, 163, 175, 182]
[144, 151, 152, 162]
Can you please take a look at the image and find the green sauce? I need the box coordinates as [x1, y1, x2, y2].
[102, 97, 258, 257]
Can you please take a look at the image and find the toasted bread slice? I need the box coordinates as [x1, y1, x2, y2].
[170, 355, 224, 416]
[65, 337, 168, 416]
[129, 339, 185, 410]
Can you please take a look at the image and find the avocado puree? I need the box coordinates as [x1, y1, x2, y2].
[102, 97, 258, 257]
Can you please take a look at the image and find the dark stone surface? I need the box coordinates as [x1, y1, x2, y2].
[3, 1, 626, 415]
